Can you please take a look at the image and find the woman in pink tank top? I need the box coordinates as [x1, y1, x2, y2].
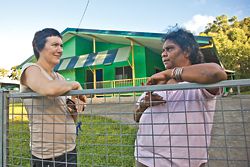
[134, 27, 227, 167]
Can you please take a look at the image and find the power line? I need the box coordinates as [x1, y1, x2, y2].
[77, 0, 90, 32]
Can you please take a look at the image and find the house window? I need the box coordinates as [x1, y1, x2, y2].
[115, 66, 132, 80]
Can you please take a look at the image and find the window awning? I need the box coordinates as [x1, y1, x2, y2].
[54, 46, 131, 71]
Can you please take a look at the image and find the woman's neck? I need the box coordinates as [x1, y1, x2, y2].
[36, 61, 54, 76]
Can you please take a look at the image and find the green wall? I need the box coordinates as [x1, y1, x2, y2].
[62, 38, 76, 58]
[75, 37, 93, 55]
[133, 46, 147, 78]
[145, 48, 165, 76]
[75, 68, 85, 86]
[59, 69, 75, 81]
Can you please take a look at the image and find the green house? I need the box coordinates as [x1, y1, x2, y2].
[19, 28, 223, 89]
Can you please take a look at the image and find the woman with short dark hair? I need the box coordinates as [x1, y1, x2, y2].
[20, 28, 86, 167]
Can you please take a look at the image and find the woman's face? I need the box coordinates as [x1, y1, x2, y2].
[161, 40, 189, 69]
[39, 36, 63, 66]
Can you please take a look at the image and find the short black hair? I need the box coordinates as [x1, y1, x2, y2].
[162, 27, 204, 64]
[32, 28, 62, 60]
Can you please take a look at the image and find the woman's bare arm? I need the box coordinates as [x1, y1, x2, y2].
[21, 66, 81, 96]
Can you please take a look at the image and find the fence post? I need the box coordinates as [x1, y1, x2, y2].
[237, 85, 241, 95]
[0, 90, 9, 167]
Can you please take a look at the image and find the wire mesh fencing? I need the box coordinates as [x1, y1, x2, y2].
[1, 79, 250, 167]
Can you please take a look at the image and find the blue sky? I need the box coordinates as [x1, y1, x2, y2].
[1, 0, 249, 70]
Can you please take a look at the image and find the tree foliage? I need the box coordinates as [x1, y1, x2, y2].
[200, 15, 250, 79]
[0, 68, 9, 78]
[8, 66, 21, 80]
[0, 66, 21, 80]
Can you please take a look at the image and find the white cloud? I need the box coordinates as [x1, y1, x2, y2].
[183, 14, 215, 35]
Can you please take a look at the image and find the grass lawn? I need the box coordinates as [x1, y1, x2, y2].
[241, 90, 250, 95]
[77, 116, 137, 166]
[7, 104, 137, 167]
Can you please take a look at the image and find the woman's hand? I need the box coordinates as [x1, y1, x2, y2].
[71, 95, 87, 112]
[146, 70, 172, 85]
[134, 92, 166, 122]
[71, 82, 87, 106]
[140, 92, 166, 108]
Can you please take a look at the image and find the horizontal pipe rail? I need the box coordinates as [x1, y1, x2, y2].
[8, 79, 250, 98]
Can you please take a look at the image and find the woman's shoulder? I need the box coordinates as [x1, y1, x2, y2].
[21, 63, 41, 72]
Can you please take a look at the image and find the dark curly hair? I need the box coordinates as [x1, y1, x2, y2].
[32, 28, 62, 60]
[162, 27, 204, 64]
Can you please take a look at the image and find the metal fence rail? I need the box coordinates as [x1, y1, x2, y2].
[1, 79, 250, 167]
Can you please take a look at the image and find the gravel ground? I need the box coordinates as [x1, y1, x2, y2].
[82, 95, 250, 167]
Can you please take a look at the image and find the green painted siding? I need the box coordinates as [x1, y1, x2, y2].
[63, 36, 93, 57]
[134, 46, 147, 78]
[59, 69, 75, 81]
[62, 37, 76, 58]
[145, 48, 165, 76]
[96, 42, 129, 52]
[75, 37, 93, 55]
[75, 68, 85, 85]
